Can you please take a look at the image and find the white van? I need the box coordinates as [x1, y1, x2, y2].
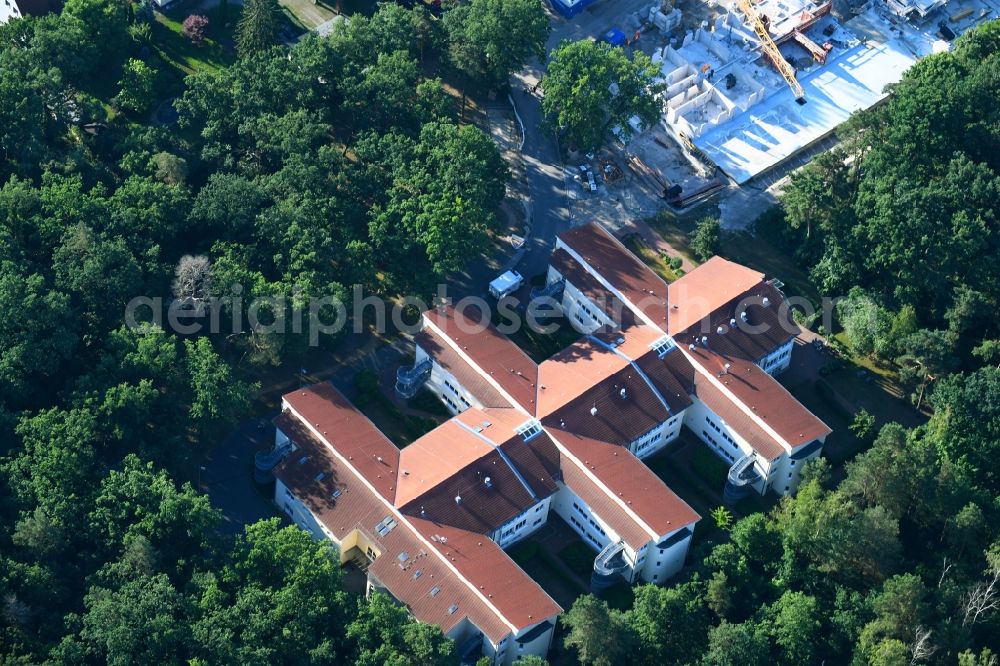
[489, 270, 523, 299]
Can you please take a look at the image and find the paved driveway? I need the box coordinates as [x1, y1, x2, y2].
[201, 414, 281, 537]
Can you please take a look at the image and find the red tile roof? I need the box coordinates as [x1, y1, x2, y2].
[398, 430, 559, 535]
[671, 281, 799, 362]
[558, 223, 668, 331]
[667, 257, 765, 335]
[542, 364, 671, 447]
[273, 413, 388, 541]
[275, 391, 561, 643]
[548, 427, 700, 549]
[684, 347, 831, 452]
[550, 247, 638, 328]
[396, 420, 496, 507]
[423, 305, 539, 414]
[414, 328, 510, 408]
[284, 382, 400, 501]
[634, 347, 696, 416]
[407, 517, 562, 635]
[537, 337, 630, 416]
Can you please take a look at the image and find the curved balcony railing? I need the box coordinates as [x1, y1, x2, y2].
[394, 359, 432, 399]
[723, 453, 762, 504]
[529, 278, 565, 302]
[591, 540, 629, 592]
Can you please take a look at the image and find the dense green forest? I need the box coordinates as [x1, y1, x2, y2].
[2, 0, 1000, 661]
[558, 23, 1000, 666]
[0, 0, 547, 662]
[776, 21, 1000, 408]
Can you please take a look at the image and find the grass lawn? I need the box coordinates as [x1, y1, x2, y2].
[556, 541, 595, 581]
[721, 230, 820, 305]
[406, 389, 452, 418]
[507, 540, 587, 610]
[688, 444, 729, 490]
[154, 7, 238, 77]
[646, 210, 700, 267]
[353, 370, 440, 447]
[279, 0, 335, 30]
[647, 207, 819, 305]
[623, 234, 684, 283]
[501, 312, 581, 363]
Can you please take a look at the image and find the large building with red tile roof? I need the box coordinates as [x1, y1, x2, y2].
[267, 221, 830, 665]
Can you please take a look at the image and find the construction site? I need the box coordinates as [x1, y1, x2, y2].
[593, 0, 997, 193]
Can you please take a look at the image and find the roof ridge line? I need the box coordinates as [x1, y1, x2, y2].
[423, 314, 534, 416]
[543, 426, 659, 542]
[453, 419, 538, 501]
[558, 238, 666, 333]
[680, 347, 794, 454]
[284, 402, 522, 636]
[587, 335, 674, 416]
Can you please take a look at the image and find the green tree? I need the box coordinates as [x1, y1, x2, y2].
[4, 408, 103, 545]
[340, 50, 421, 132]
[701, 621, 769, 666]
[711, 506, 733, 531]
[927, 366, 1000, 495]
[87, 455, 220, 571]
[628, 583, 709, 665]
[729, 513, 782, 570]
[117, 58, 158, 115]
[190, 519, 350, 664]
[236, 0, 280, 58]
[691, 217, 721, 262]
[0, 267, 78, 405]
[0, 54, 67, 182]
[150, 152, 189, 186]
[362, 121, 508, 276]
[849, 408, 877, 443]
[767, 591, 821, 665]
[541, 39, 663, 152]
[782, 149, 854, 241]
[835, 287, 893, 359]
[52, 226, 142, 337]
[562, 595, 636, 666]
[61, 0, 129, 64]
[444, 0, 549, 89]
[184, 337, 255, 425]
[57, 573, 192, 664]
[895, 328, 958, 409]
[347, 592, 456, 666]
[328, 3, 440, 68]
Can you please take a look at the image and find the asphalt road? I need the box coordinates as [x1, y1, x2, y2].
[509, 0, 655, 279]
[509, 82, 573, 281]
